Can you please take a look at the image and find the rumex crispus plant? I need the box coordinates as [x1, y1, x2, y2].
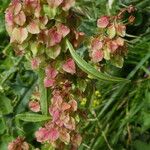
[3, 0, 148, 150]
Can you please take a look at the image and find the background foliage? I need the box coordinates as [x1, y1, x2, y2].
[0, 0, 150, 150]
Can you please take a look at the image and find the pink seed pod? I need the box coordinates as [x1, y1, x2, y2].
[28, 100, 40, 112]
[44, 77, 55, 87]
[91, 38, 103, 51]
[27, 21, 40, 34]
[115, 24, 126, 37]
[59, 128, 70, 143]
[69, 100, 77, 111]
[31, 58, 41, 70]
[45, 67, 58, 79]
[63, 58, 76, 74]
[5, 9, 14, 26]
[35, 127, 59, 143]
[71, 134, 82, 147]
[91, 49, 104, 63]
[57, 24, 70, 37]
[8, 137, 29, 150]
[47, 28, 62, 47]
[97, 16, 109, 28]
[62, 0, 76, 11]
[47, 0, 63, 8]
[108, 40, 119, 53]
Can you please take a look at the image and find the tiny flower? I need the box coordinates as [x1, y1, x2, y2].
[63, 58, 76, 74]
[97, 16, 109, 28]
[28, 100, 40, 112]
[44, 77, 55, 87]
[91, 38, 103, 51]
[91, 49, 104, 63]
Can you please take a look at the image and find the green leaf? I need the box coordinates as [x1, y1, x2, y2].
[0, 95, 13, 115]
[38, 69, 48, 115]
[15, 112, 50, 122]
[141, 112, 150, 131]
[66, 39, 129, 82]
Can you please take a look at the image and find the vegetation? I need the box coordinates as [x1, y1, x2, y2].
[0, 0, 150, 150]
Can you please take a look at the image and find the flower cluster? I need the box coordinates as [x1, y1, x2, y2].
[5, 0, 73, 58]
[90, 5, 135, 68]
[28, 90, 41, 112]
[5, 1, 136, 149]
[6, 0, 82, 148]
[35, 65, 82, 148]
[8, 137, 29, 150]
[35, 80, 82, 147]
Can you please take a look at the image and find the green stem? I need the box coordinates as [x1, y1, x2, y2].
[38, 68, 48, 115]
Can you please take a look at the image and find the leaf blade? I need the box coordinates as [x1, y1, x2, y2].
[15, 112, 50, 122]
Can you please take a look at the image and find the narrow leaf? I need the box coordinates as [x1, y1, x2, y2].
[16, 112, 50, 122]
